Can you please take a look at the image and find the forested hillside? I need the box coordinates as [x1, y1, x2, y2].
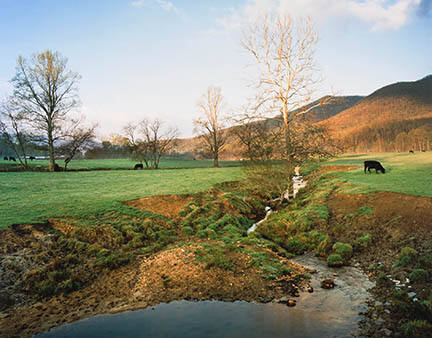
[322, 75, 432, 152]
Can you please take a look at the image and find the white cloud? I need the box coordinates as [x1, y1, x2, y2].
[218, 0, 422, 31]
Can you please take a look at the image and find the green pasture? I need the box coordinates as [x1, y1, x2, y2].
[0, 158, 241, 171]
[324, 152, 432, 197]
[0, 167, 243, 228]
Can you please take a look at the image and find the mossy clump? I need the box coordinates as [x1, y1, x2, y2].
[402, 320, 432, 338]
[332, 242, 353, 262]
[409, 269, 429, 283]
[182, 226, 195, 236]
[394, 247, 418, 267]
[401, 247, 418, 258]
[195, 245, 234, 271]
[355, 233, 372, 248]
[327, 254, 343, 267]
[357, 206, 373, 215]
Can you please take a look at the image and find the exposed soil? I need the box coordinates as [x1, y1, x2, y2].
[325, 190, 432, 336]
[326, 190, 432, 264]
[0, 240, 307, 338]
[1, 187, 432, 337]
[125, 194, 194, 219]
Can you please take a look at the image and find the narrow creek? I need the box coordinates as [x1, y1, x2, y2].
[35, 177, 375, 337]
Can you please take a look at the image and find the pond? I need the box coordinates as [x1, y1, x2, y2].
[35, 255, 374, 338]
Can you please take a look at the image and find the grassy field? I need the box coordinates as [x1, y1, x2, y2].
[0, 167, 243, 228]
[0, 158, 241, 171]
[324, 152, 432, 197]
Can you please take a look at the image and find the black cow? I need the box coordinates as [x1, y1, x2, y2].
[421, 150, 426, 152]
[134, 163, 144, 170]
[29, 156, 36, 161]
[3, 156, 8, 161]
[54, 163, 63, 172]
[409, 150, 414, 153]
[364, 160, 385, 174]
[9, 156, 16, 162]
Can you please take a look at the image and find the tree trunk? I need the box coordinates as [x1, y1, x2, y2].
[47, 128, 56, 172]
[213, 152, 219, 168]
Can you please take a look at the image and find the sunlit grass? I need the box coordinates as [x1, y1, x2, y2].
[324, 152, 432, 197]
[0, 167, 243, 228]
[0, 158, 241, 170]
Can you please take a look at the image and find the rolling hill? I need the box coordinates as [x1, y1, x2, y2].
[321, 75, 432, 152]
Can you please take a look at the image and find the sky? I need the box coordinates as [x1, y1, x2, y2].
[0, 0, 431, 138]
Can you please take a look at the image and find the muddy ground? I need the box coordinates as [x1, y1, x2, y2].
[0, 192, 308, 338]
[1, 176, 431, 337]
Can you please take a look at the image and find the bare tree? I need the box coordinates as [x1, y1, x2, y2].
[10, 50, 80, 171]
[0, 99, 31, 168]
[194, 86, 228, 167]
[123, 122, 152, 168]
[241, 14, 320, 161]
[58, 122, 97, 171]
[123, 118, 179, 169]
[231, 105, 284, 161]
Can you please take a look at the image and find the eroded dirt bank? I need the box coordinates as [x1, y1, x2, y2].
[1, 179, 432, 337]
[0, 239, 307, 338]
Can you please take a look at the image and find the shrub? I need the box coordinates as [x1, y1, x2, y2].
[332, 242, 353, 262]
[418, 254, 432, 269]
[357, 206, 373, 215]
[327, 254, 343, 267]
[182, 226, 195, 236]
[355, 233, 372, 248]
[409, 269, 429, 283]
[393, 255, 412, 267]
[314, 235, 331, 257]
[401, 247, 418, 258]
[402, 320, 432, 338]
[284, 239, 304, 255]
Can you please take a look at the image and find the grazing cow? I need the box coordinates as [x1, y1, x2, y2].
[409, 150, 414, 153]
[54, 163, 63, 172]
[364, 160, 385, 174]
[9, 156, 16, 162]
[29, 156, 36, 161]
[134, 163, 144, 170]
[3, 156, 8, 161]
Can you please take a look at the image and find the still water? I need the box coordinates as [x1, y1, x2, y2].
[35, 255, 373, 338]
[35, 299, 356, 338]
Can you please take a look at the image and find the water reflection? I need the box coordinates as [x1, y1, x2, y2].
[35, 300, 355, 338]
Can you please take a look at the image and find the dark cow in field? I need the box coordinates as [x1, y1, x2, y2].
[3, 156, 8, 161]
[134, 163, 144, 170]
[364, 160, 385, 174]
[29, 156, 36, 161]
[409, 150, 414, 153]
[421, 150, 426, 152]
[54, 163, 63, 172]
[9, 156, 16, 162]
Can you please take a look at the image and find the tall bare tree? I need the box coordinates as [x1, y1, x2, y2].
[241, 14, 320, 161]
[10, 50, 80, 171]
[194, 86, 228, 167]
[123, 118, 179, 169]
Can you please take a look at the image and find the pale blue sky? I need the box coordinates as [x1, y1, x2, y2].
[0, 0, 431, 138]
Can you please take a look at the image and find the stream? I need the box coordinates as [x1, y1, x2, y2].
[35, 176, 375, 338]
[35, 254, 374, 338]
